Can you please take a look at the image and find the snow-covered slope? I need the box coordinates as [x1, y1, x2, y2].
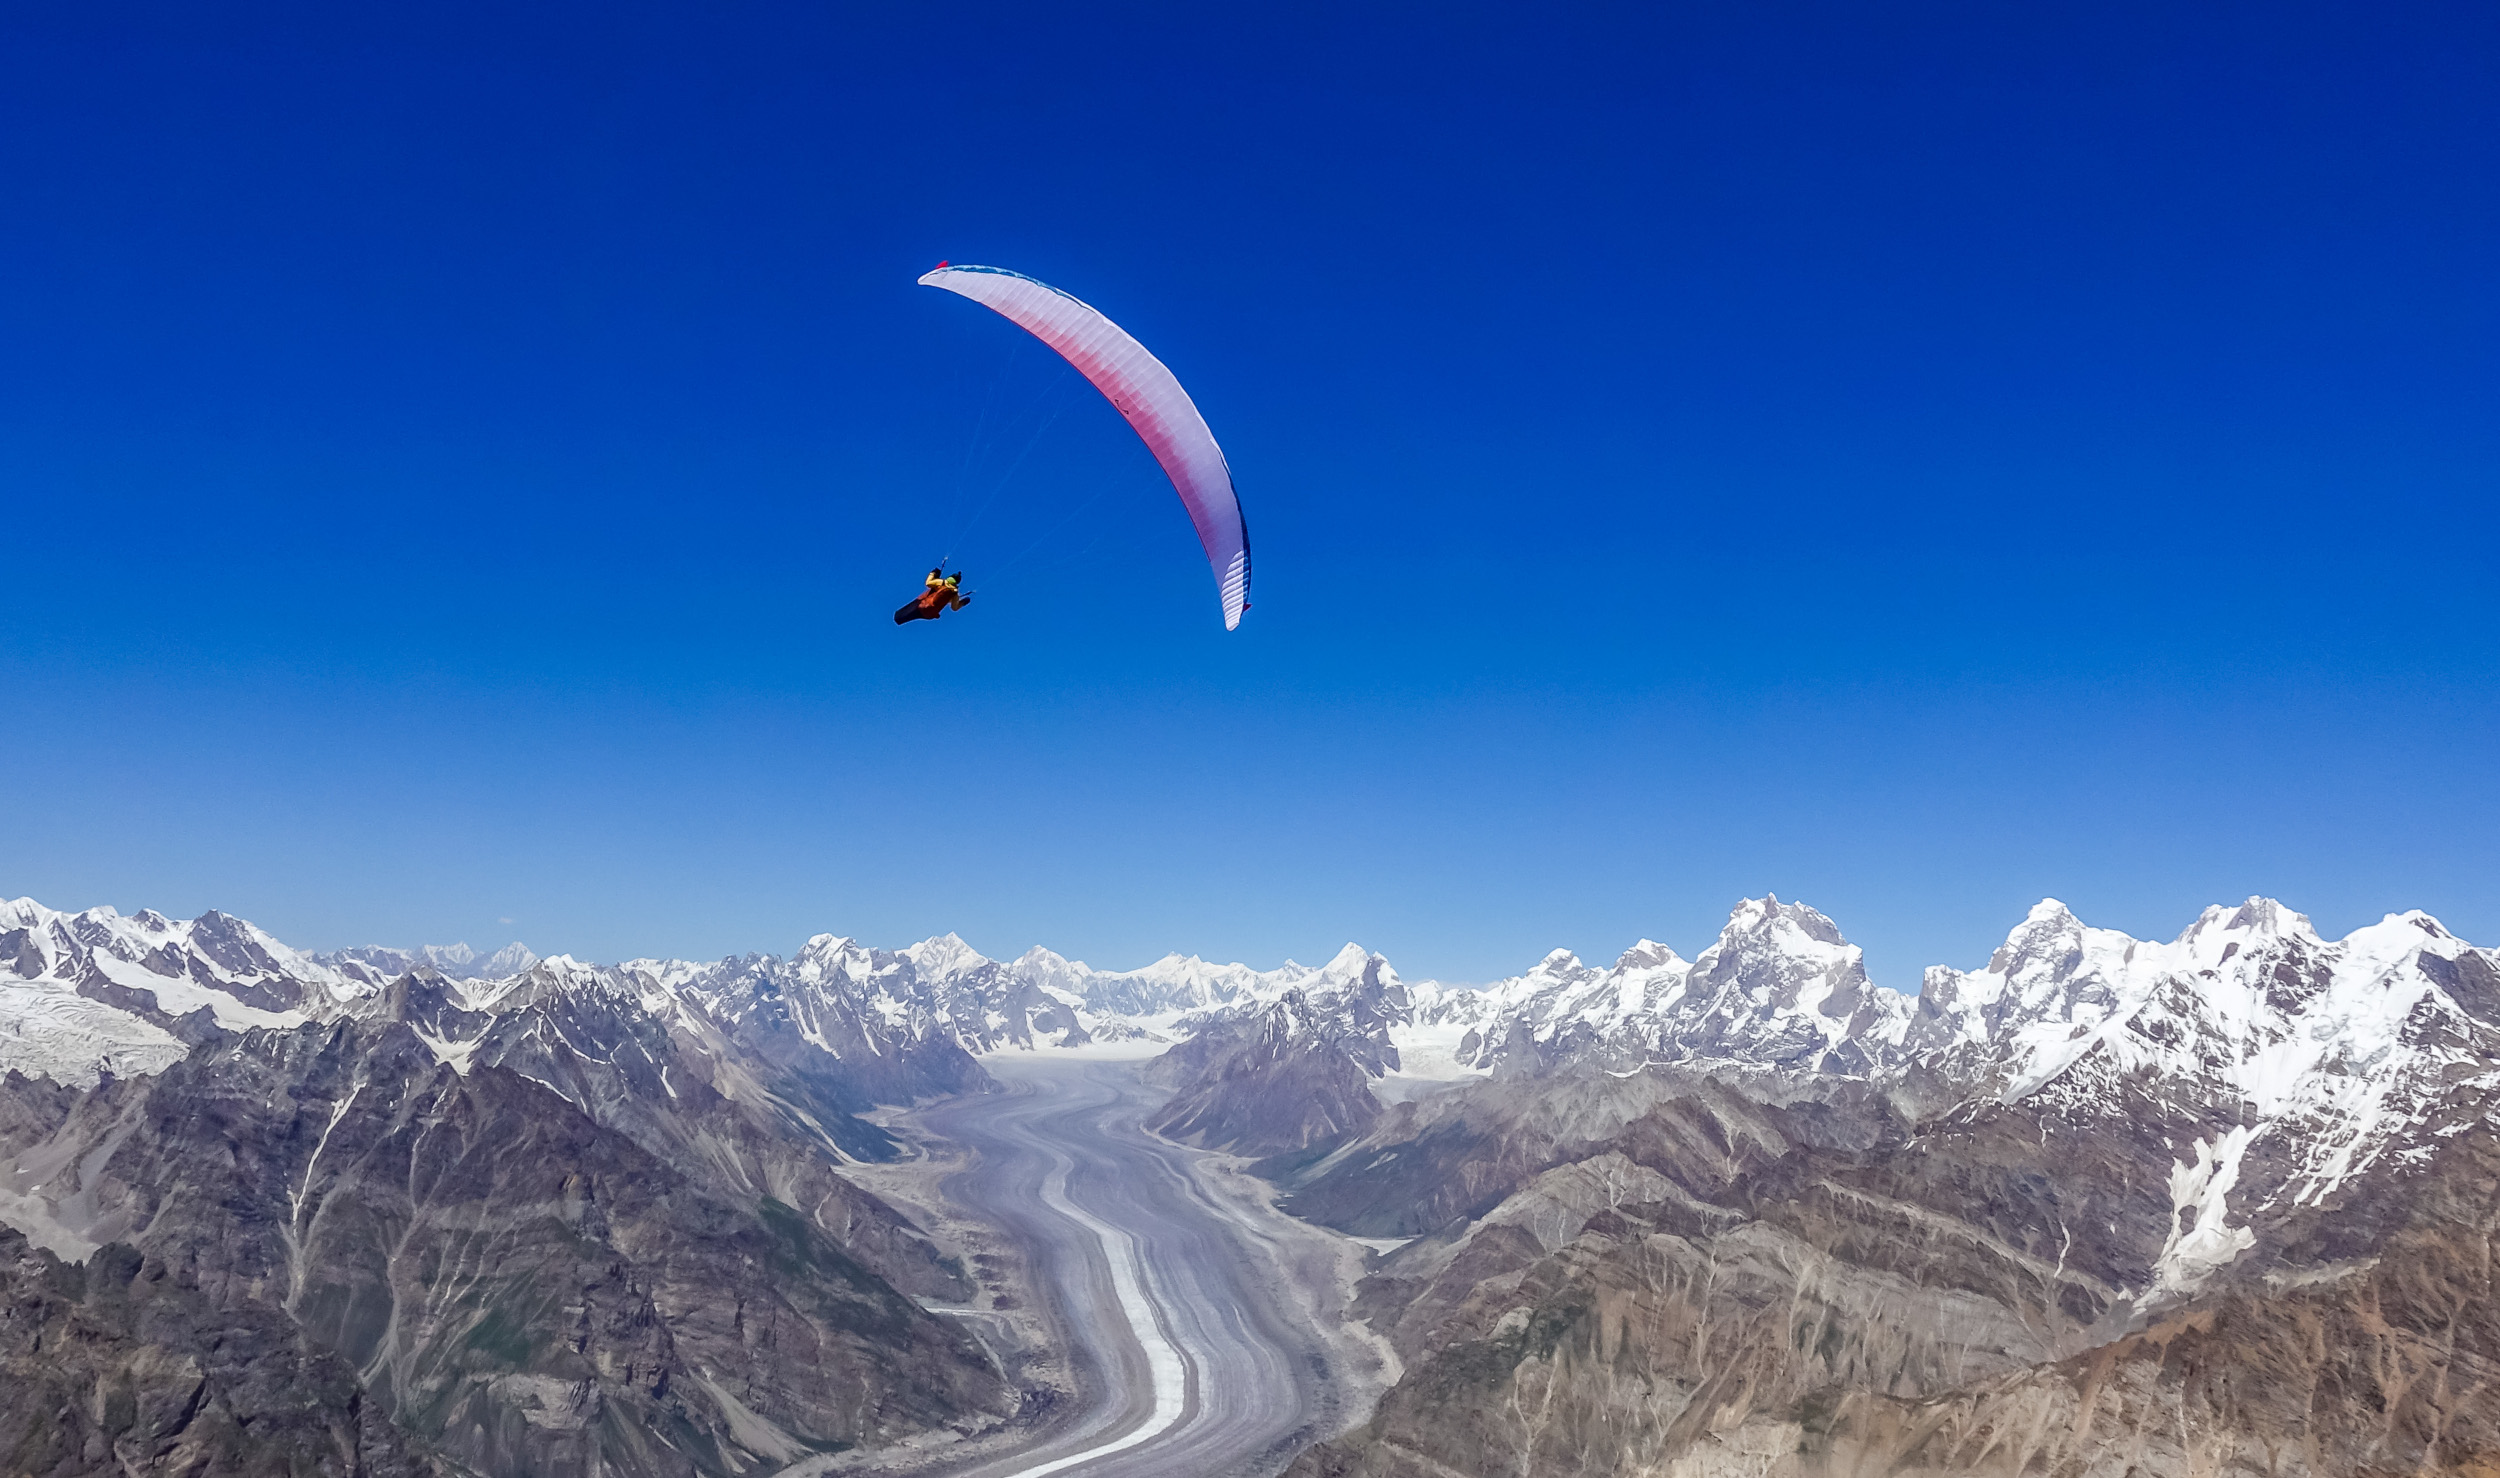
[0, 895, 1417, 1089]
[1437, 897, 1912, 1080]
[1383, 894, 2500, 1301]
[1905, 896, 2500, 1282]
[11, 888, 2498, 1271]
[1143, 944, 1415, 1155]
[708, 933, 1432, 1062]
[1173, 944, 1409, 1060]
[0, 898, 377, 1085]
[318, 939, 539, 982]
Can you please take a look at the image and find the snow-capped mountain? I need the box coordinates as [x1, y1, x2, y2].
[1292, 894, 2500, 1300]
[653, 936, 999, 1108]
[1146, 944, 1413, 1155]
[1902, 896, 2500, 1286]
[0, 901, 1001, 1105]
[1050, 946, 1295, 1018]
[1172, 943, 1411, 1062]
[1286, 903, 2500, 1478]
[649, 932, 1418, 1069]
[0, 951, 1005, 1477]
[21, 881, 2496, 1057]
[0, 898, 380, 1085]
[0, 896, 1414, 1099]
[14, 888, 2500, 1478]
[989, 937, 1421, 1044]
[318, 939, 540, 982]
[13, 887, 2500, 1240]
[671, 931, 1432, 1066]
[1445, 897, 1912, 1079]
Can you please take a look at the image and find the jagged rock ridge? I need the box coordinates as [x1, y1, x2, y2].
[13, 890, 2500, 1478]
[1281, 896, 2500, 1478]
[0, 902, 1034, 1478]
[1144, 944, 1411, 1155]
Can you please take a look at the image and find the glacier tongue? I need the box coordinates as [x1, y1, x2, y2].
[0, 976, 188, 1087]
[2154, 1127, 2259, 1296]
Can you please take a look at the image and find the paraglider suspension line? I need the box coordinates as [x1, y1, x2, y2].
[941, 376, 1073, 567]
[987, 477, 1118, 579]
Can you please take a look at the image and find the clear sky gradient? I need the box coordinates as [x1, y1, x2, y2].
[6, 2, 2496, 988]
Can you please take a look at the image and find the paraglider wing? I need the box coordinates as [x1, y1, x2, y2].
[918, 265, 1251, 630]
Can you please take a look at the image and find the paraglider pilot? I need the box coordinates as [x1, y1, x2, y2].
[894, 567, 971, 624]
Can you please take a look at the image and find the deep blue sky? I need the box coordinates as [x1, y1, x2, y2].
[6, 2, 2496, 986]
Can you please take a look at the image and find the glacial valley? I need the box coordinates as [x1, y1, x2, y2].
[6, 892, 2500, 1478]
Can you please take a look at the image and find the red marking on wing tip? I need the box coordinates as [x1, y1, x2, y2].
[935, 260, 949, 269]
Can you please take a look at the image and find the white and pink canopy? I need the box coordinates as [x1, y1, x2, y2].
[919, 264, 1251, 631]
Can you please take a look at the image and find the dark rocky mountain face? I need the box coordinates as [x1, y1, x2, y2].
[0, 1005, 1010, 1478]
[1271, 1069, 1898, 1239]
[1296, 1087, 2500, 1478]
[1274, 901, 2500, 1478]
[1145, 993, 1389, 1157]
[675, 948, 996, 1117]
[1145, 950, 1410, 1158]
[0, 1226, 452, 1478]
[375, 966, 943, 1210]
[15, 890, 2500, 1478]
[1787, 1113, 2500, 1478]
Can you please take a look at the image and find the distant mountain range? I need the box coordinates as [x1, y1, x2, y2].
[0, 896, 1397, 1086]
[8, 892, 2500, 1478]
[11, 892, 2497, 1242]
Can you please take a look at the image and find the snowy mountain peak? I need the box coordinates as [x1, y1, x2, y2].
[1903, 894, 2500, 1276]
[0, 900, 382, 1085]
[1321, 941, 1375, 972]
[318, 939, 540, 984]
[902, 932, 987, 978]
[2179, 896, 2321, 953]
[1669, 896, 1906, 1071]
[1716, 894, 1851, 953]
[1719, 894, 1797, 933]
[789, 934, 873, 984]
[1615, 939, 1683, 971]
[1311, 943, 1397, 993]
[478, 941, 539, 976]
[1442, 897, 1905, 1078]
[1514, 950, 1596, 992]
[1690, 896, 1873, 1013]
